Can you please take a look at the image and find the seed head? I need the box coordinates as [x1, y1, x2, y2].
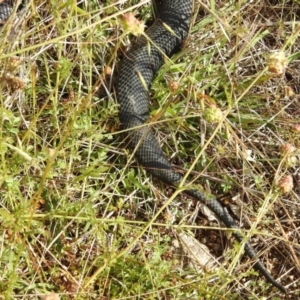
[277, 175, 294, 194]
[120, 13, 145, 36]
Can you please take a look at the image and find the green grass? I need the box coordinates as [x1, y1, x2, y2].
[0, 0, 299, 299]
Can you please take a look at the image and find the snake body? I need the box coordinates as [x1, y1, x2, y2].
[0, 0, 286, 293]
[116, 0, 286, 293]
[0, 0, 14, 22]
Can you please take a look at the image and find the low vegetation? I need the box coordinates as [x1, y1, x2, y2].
[0, 0, 299, 299]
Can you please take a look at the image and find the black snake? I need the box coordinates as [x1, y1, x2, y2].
[0, 0, 286, 293]
[116, 0, 286, 294]
[0, 0, 14, 22]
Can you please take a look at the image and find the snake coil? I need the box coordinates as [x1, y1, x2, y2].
[116, 0, 286, 293]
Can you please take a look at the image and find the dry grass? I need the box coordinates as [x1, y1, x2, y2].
[0, 0, 299, 299]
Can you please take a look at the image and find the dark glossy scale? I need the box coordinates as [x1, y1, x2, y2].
[0, 0, 14, 22]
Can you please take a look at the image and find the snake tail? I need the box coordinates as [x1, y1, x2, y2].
[116, 0, 286, 293]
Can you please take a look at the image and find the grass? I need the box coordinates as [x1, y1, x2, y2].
[0, 0, 299, 299]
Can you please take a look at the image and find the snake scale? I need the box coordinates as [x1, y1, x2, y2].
[0, 0, 14, 22]
[0, 0, 286, 293]
[116, 0, 286, 293]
